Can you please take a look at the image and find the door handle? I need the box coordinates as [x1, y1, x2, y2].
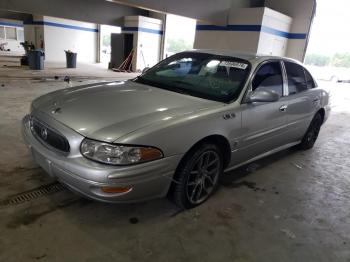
[279, 105, 288, 112]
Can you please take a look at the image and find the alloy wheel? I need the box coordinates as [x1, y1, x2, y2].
[186, 150, 220, 205]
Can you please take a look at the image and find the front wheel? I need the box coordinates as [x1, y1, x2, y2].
[299, 113, 323, 150]
[171, 143, 223, 209]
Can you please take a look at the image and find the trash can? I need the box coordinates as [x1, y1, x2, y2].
[65, 51, 77, 68]
[28, 50, 44, 70]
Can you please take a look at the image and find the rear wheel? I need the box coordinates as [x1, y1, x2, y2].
[299, 113, 323, 150]
[171, 143, 223, 209]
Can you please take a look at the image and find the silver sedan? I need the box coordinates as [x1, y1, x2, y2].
[22, 50, 330, 208]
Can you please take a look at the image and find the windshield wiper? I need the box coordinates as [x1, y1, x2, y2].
[167, 86, 192, 96]
[135, 77, 192, 96]
[173, 80, 195, 87]
[134, 76, 153, 85]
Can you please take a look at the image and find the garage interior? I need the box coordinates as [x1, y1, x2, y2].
[0, 0, 349, 261]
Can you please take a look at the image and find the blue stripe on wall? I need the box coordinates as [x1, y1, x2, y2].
[228, 24, 261, 32]
[0, 21, 23, 27]
[122, 26, 163, 35]
[260, 26, 306, 39]
[196, 24, 306, 40]
[24, 21, 98, 32]
[196, 25, 229, 31]
[286, 33, 307, 40]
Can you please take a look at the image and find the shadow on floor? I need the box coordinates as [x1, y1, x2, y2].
[220, 146, 300, 186]
[2, 146, 302, 229]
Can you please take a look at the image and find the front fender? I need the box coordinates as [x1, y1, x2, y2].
[114, 106, 242, 157]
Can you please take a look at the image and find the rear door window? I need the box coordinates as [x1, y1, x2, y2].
[304, 69, 316, 89]
[284, 61, 307, 95]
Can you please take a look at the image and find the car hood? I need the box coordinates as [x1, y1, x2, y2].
[32, 80, 222, 142]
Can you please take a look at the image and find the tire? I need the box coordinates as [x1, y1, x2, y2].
[299, 113, 323, 150]
[171, 143, 223, 209]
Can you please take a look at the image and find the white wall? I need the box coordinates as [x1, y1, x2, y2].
[194, 8, 264, 53]
[194, 7, 294, 58]
[194, 29, 261, 54]
[23, 15, 98, 63]
[42, 16, 98, 63]
[24, 15, 44, 50]
[123, 16, 163, 71]
[194, 3, 313, 61]
[257, 8, 292, 56]
[265, 0, 314, 60]
[149, 12, 166, 59]
[0, 18, 25, 53]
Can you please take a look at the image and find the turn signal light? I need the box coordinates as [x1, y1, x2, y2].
[101, 186, 132, 194]
[139, 147, 163, 161]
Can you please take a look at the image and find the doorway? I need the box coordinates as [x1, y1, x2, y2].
[99, 24, 121, 65]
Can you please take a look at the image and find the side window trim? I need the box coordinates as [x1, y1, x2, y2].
[280, 60, 288, 96]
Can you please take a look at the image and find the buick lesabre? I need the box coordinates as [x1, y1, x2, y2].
[22, 50, 330, 208]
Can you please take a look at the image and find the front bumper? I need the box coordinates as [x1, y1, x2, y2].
[22, 114, 182, 203]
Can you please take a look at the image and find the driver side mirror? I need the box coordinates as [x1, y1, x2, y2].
[142, 67, 150, 74]
[245, 89, 279, 103]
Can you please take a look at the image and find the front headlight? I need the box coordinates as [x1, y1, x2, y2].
[80, 138, 163, 165]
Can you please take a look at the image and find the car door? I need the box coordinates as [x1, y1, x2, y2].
[282, 61, 320, 143]
[231, 60, 289, 166]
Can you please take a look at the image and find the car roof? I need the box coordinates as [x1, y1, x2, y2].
[189, 49, 302, 65]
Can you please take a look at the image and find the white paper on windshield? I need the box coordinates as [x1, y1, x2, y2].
[219, 61, 248, 70]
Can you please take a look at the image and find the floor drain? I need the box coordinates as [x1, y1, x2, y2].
[0, 182, 66, 207]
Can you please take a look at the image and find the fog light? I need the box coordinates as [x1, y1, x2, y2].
[100, 186, 132, 194]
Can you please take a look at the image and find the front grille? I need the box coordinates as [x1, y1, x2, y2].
[31, 117, 70, 153]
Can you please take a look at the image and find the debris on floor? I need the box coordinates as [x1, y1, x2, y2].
[292, 163, 303, 169]
[192, 210, 201, 222]
[223, 180, 270, 193]
[246, 163, 260, 173]
[35, 254, 47, 260]
[129, 217, 139, 224]
[63, 76, 70, 83]
[281, 228, 296, 239]
[216, 207, 234, 219]
[170, 208, 184, 217]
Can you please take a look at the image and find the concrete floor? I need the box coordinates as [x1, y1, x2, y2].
[0, 64, 349, 262]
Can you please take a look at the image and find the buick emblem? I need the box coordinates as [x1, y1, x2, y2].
[41, 128, 48, 140]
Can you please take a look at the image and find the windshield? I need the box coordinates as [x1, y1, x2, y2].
[134, 52, 251, 103]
